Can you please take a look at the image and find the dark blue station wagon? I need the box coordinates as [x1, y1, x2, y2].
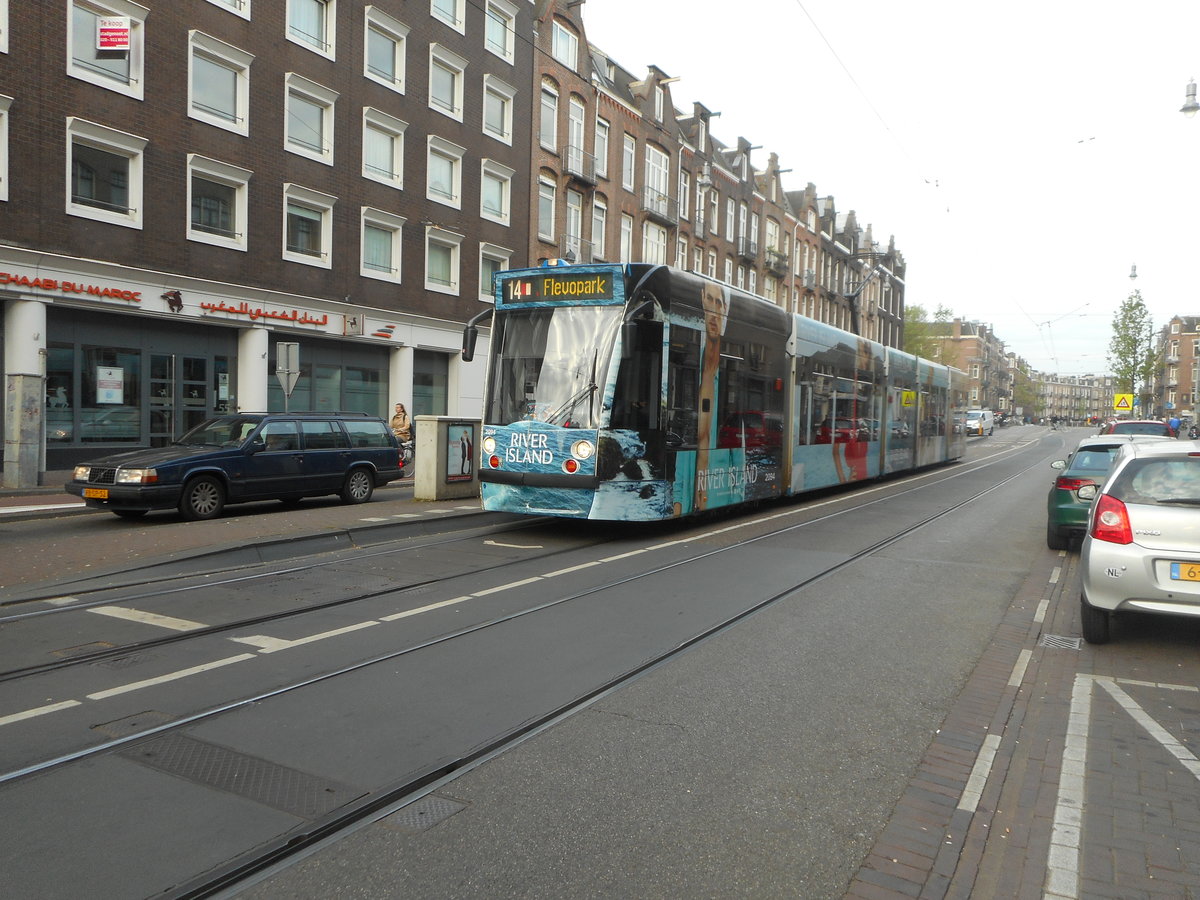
[66, 412, 403, 520]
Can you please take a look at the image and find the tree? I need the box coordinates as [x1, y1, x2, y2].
[1107, 290, 1158, 413]
[903, 304, 954, 361]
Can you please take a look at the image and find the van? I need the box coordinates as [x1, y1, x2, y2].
[66, 411, 403, 520]
[964, 409, 994, 436]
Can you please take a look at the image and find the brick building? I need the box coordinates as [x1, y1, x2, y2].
[1, 0, 533, 486]
[1156, 315, 1199, 421]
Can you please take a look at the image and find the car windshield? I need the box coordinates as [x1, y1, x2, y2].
[1069, 447, 1120, 473]
[177, 416, 264, 446]
[1112, 457, 1200, 505]
[1112, 422, 1170, 435]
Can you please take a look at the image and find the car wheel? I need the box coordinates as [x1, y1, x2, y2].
[1080, 593, 1111, 644]
[1046, 521, 1069, 551]
[179, 475, 225, 521]
[340, 468, 374, 504]
[112, 509, 148, 519]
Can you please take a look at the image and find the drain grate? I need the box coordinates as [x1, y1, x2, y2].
[1039, 634, 1082, 650]
[382, 794, 467, 832]
[120, 732, 364, 819]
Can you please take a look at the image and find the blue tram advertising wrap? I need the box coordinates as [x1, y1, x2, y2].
[461, 261, 965, 522]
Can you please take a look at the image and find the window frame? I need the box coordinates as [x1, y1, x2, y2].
[426, 135, 465, 209]
[591, 196, 607, 260]
[287, 0, 336, 59]
[594, 117, 609, 179]
[203, 0, 250, 19]
[360, 206, 406, 283]
[482, 74, 516, 145]
[364, 6, 408, 94]
[551, 20, 578, 70]
[282, 182, 336, 268]
[67, 0, 148, 100]
[362, 107, 406, 190]
[622, 134, 636, 191]
[480, 158, 514, 225]
[66, 116, 147, 229]
[285, 73, 338, 165]
[537, 176, 556, 242]
[425, 226, 464, 295]
[187, 154, 251, 251]
[0, 94, 10, 202]
[539, 81, 558, 152]
[188, 31, 253, 136]
[431, 0, 465, 33]
[484, 0, 517, 63]
[429, 43, 468, 122]
[478, 242, 512, 302]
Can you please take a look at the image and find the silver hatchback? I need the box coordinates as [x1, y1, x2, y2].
[1079, 441, 1200, 643]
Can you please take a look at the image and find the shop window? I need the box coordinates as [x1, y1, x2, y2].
[80, 346, 143, 443]
[413, 349, 448, 415]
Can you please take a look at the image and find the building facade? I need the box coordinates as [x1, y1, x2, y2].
[1, 0, 534, 486]
[1156, 315, 1199, 421]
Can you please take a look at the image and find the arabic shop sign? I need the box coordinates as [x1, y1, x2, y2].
[199, 300, 328, 326]
[0, 271, 142, 302]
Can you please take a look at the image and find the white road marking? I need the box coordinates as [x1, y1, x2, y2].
[484, 539, 544, 549]
[542, 561, 602, 577]
[1049, 567, 1062, 585]
[86, 654, 256, 700]
[1034, 596, 1050, 624]
[0, 503, 85, 516]
[381, 596, 473, 621]
[359, 517, 390, 522]
[235, 621, 380, 654]
[1009, 649, 1032, 687]
[88, 606, 207, 632]
[472, 577, 542, 597]
[959, 732, 1002, 812]
[0, 700, 82, 727]
[44, 596, 82, 607]
[1044, 674, 1091, 899]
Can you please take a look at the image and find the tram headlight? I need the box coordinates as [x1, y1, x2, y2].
[571, 439, 595, 460]
[482, 436, 496, 454]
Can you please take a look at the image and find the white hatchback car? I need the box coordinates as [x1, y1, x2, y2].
[1079, 441, 1200, 643]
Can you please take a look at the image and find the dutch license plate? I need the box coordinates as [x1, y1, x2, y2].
[1170, 563, 1200, 582]
[83, 488, 109, 500]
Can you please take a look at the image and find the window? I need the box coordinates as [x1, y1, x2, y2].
[693, 247, 702, 273]
[426, 136, 465, 208]
[0, 2, 6, 54]
[285, 74, 337, 164]
[187, 155, 250, 250]
[566, 97, 586, 174]
[431, 0, 465, 32]
[765, 219, 780, 251]
[709, 191, 719, 236]
[676, 237, 686, 266]
[565, 189, 582, 259]
[484, 0, 517, 62]
[361, 207, 405, 282]
[188, 32, 253, 135]
[69, 0, 146, 100]
[724, 257, 732, 283]
[707, 250, 716, 278]
[551, 20, 578, 69]
[620, 214, 633, 261]
[204, 0, 250, 19]
[591, 197, 607, 260]
[678, 170, 690, 220]
[748, 269, 756, 294]
[725, 198, 735, 237]
[283, 183, 335, 267]
[644, 144, 670, 217]
[0, 94, 9, 202]
[622, 135, 636, 191]
[362, 108, 406, 189]
[425, 227, 463, 294]
[288, 0, 335, 58]
[364, 7, 407, 92]
[67, 117, 146, 228]
[483, 75, 516, 144]
[594, 118, 609, 178]
[539, 82, 558, 151]
[480, 159, 514, 224]
[479, 243, 511, 301]
[537, 177, 555, 241]
[736, 266, 745, 289]
[429, 44, 467, 121]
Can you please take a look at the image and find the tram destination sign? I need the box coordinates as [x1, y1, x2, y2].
[503, 272, 615, 303]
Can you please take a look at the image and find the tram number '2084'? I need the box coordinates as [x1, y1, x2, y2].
[697, 464, 763, 492]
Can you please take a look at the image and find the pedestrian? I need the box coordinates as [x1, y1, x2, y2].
[390, 402, 412, 443]
[1169, 414, 1181, 437]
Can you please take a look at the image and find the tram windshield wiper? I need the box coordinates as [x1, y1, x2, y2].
[545, 350, 599, 427]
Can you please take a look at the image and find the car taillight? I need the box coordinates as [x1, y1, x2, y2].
[1091, 493, 1133, 544]
[1055, 476, 1096, 492]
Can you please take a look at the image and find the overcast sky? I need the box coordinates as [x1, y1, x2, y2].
[582, 0, 1200, 376]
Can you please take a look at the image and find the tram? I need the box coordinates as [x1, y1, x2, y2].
[462, 261, 966, 521]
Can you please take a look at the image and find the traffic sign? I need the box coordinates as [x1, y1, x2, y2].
[276, 342, 300, 396]
[1113, 393, 1133, 411]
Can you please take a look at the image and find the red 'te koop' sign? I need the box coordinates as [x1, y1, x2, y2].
[97, 17, 131, 51]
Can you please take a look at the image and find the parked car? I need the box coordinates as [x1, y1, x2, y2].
[1045, 435, 1173, 550]
[717, 410, 783, 449]
[1078, 441, 1200, 643]
[66, 412, 403, 520]
[964, 409, 994, 436]
[1097, 419, 1176, 438]
[816, 417, 869, 443]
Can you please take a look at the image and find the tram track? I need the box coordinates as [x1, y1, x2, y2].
[0, 439, 1049, 900]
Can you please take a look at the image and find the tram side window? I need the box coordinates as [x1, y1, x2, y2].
[610, 320, 663, 432]
[666, 326, 700, 446]
[811, 373, 835, 443]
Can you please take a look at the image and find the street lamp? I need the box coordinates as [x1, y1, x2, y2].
[1181, 79, 1199, 117]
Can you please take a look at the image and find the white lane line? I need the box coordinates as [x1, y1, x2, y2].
[236, 621, 380, 654]
[1009, 649, 1032, 688]
[1044, 673, 1092, 899]
[392, 513, 421, 518]
[88, 606, 207, 632]
[86, 654, 256, 700]
[0, 700, 82, 728]
[380, 596, 473, 621]
[484, 540, 544, 549]
[1034, 596, 1050, 624]
[1049, 567, 1062, 585]
[958, 732, 1002, 812]
[542, 560, 602, 577]
[360, 517, 389, 522]
[0, 503, 85, 515]
[472, 577, 541, 597]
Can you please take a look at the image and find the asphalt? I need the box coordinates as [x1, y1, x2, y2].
[7, 439, 1200, 897]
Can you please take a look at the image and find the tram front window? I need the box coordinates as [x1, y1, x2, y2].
[486, 306, 621, 428]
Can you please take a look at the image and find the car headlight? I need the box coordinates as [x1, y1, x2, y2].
[73, 465, 91, 481]
[116, 468, 159, 484]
